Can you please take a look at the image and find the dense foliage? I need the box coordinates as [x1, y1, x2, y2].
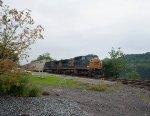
[0, 70, 41, 96]
[103, 48, 127, 79]
[126, 52, 150, 80]
[37, 53, 53, 61]
[0, 70, 28, 96]
[103, 51, 150, 80]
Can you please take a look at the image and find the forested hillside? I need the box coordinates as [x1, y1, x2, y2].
[126, 52, 150, 80]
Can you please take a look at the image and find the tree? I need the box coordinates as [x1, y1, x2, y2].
[0, 43, 18, 62]
[0, 43, 18, 74]
[103, 58, 113, 77]
[103, 47, 127, 79]
[37, 53, 53, 61]
[0, 0, 44, 61]
[0, 0, 43, 96]
[126, 52, 150, 80]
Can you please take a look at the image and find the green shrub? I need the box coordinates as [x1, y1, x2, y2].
[27, 86, 41, 97]
[0, 71, 41, 97]
[0, 71, 30, 96]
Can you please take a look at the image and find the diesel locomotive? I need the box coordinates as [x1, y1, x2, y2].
[44, 54, 103, 78]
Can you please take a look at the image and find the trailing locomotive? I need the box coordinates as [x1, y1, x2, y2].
[44, 54, 103, 78]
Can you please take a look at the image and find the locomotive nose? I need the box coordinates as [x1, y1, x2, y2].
[88, 58, 102, 69]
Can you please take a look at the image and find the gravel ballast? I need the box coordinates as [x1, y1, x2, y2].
[0, 96, 88, 116]
[56, 86, 150, 116]
[0, 85, 150, 116]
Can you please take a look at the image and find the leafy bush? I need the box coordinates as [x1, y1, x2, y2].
[0, 71, 41, 97]
[0, 71, 30, 96]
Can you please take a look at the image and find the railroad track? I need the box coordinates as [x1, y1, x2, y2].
[37, 72, 150, 90]
[63, 74, 150, 90]
[106, 79, 150, 90]
[120, 79, 150, 90]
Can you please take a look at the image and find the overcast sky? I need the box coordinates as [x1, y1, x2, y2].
[4, 0, 150, 64]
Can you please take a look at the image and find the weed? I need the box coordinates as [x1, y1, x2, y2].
[87, 84, 112, 92]
[140, 95, 150, 103]
[27, 86, 41, 97]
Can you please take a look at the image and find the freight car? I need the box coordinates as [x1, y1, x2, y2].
[44, 54, 103, 78]
[22, 59, 49, 72]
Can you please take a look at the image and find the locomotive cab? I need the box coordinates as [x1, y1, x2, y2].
[88, 58, 102, 69]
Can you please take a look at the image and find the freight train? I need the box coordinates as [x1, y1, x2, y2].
[44, 54, 103, 78]
[23, 54, 103, 78]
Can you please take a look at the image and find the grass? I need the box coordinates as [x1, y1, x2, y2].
[29, 74, 117, 92]
[27, 85, 42, 97]
[29, 75, 84, 88]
